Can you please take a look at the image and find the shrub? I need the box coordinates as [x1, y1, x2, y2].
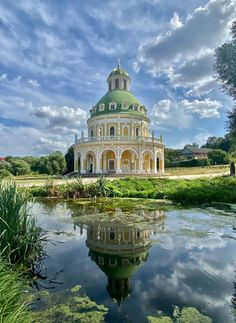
[208, 149, 230, 165]
[169, 159, 210, 167]
[0, 169, 12, 179]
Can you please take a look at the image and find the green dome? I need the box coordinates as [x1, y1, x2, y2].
[92, 89, 147, 117]
[108, 67, 129, 78]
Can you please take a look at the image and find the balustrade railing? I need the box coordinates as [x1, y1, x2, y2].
[76, 135, 161, 144]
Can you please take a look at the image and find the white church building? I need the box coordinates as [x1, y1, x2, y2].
[74, 63, 164, 175]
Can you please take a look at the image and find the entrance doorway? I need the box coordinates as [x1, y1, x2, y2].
[108, 159, 115, 172]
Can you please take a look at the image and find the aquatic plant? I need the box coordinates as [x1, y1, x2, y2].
[0, 181, 46, 267]
[0, 260, 35, 323]
[35, 284, 108, 323]
[147, 306, 212, 323]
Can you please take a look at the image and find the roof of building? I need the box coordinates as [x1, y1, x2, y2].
[180, 147, 212, 154]
[91, 89, 148, 118]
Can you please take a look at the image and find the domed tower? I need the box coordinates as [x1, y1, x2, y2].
[74, 63, 165, 175]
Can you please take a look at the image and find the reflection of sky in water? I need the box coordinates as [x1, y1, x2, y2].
[30, 200, 236, 323]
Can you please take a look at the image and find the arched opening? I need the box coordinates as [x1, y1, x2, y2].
[156, 157, 160, 172]
[78, 154, 81, 173]
[91, 129, 94, 138]
[102, 150, 116, 173]
[135, 127, 139, 137]
[110, 126, 115, 137]
[109, 228, 115, 240]
[121, 149, 138, 173]
[86, 151, 96, 174]
[143, 150, 153, 173]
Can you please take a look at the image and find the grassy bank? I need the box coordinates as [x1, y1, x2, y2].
[0, 260, 34, 323]
[0, 182, 46, 323]
[27, 176, 236, 204]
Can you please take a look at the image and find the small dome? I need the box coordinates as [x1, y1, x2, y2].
[108, 67, 129, 78]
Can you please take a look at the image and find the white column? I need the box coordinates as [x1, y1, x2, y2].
[116, 148, 122, 173]
[105, 117, 107, 137]
[152, 158, 155, 174]
[103, 154, 106, 173]
[74, 151, 78, 172]
[80, 152, 86, 174]
[95, 151, 102, 173]
[138, 154, 143, 173]
[160, 155, 165, 174]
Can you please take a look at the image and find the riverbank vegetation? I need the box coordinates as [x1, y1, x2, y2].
[28, 176, 236, 204]
[0, 182, 46, 322]
[0, 260, 34, 323]
[0, 182, 46, 268]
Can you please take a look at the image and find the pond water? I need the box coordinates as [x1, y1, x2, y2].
[30, 198, 236, 322]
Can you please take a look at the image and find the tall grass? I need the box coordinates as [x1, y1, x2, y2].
[0, 182, 46, 268]
[0, 260, 34, 323]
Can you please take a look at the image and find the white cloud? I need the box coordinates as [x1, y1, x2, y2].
[0, 73, 7, 81]
[136, 0, 236, 93]
[27, 79, 40, 87]
[34, 105, 87, 130]
[151, 98, 221, 130]
[180, 98, 222, 118]
[33, 137, 68, 155]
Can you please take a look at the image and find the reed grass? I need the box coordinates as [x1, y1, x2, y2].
[0, 181, 46, 268]
[0, 260, 34, 323]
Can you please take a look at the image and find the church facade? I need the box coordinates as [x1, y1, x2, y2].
[74, 63, 164, 175]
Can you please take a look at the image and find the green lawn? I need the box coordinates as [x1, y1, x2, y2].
[165, 165, 229, 176]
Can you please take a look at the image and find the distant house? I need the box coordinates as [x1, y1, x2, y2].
[179, 147, 212, 160]
[0, 157, 5, 161]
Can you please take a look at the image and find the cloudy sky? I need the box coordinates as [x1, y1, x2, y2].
[0, 0, 235, 156]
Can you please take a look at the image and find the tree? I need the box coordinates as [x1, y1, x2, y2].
[185, 142, 199, 148]
[10, 160, 31, 176]
[208, 149, 229, 165]
[65, 145, 74, 174]
[0, 160, 12, 172]
[48, 151, 66, 175]
[227, 108, 236, 136]
[165, 148, 181, 164]
[201, 135, 234, 152]
[215, 21, 236, 135]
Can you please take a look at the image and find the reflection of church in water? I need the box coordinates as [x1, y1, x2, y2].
[77, 208, 166, 304]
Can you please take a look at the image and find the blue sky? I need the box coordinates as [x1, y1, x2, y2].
[0, 0, 235, 156]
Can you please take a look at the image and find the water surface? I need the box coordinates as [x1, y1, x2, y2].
[30, 199, 236, 322]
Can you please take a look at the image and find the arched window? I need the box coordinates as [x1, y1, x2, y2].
[91, 130, 94, 138]
[123, 79, 127, 89]
[110, 127, 115, 136]
[115, 79, 119, 89]
[137, 229, 141, 238]
[109, 80, 112, 90]
[109, 228, 115, 240]
[136, 128, 139, 137]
